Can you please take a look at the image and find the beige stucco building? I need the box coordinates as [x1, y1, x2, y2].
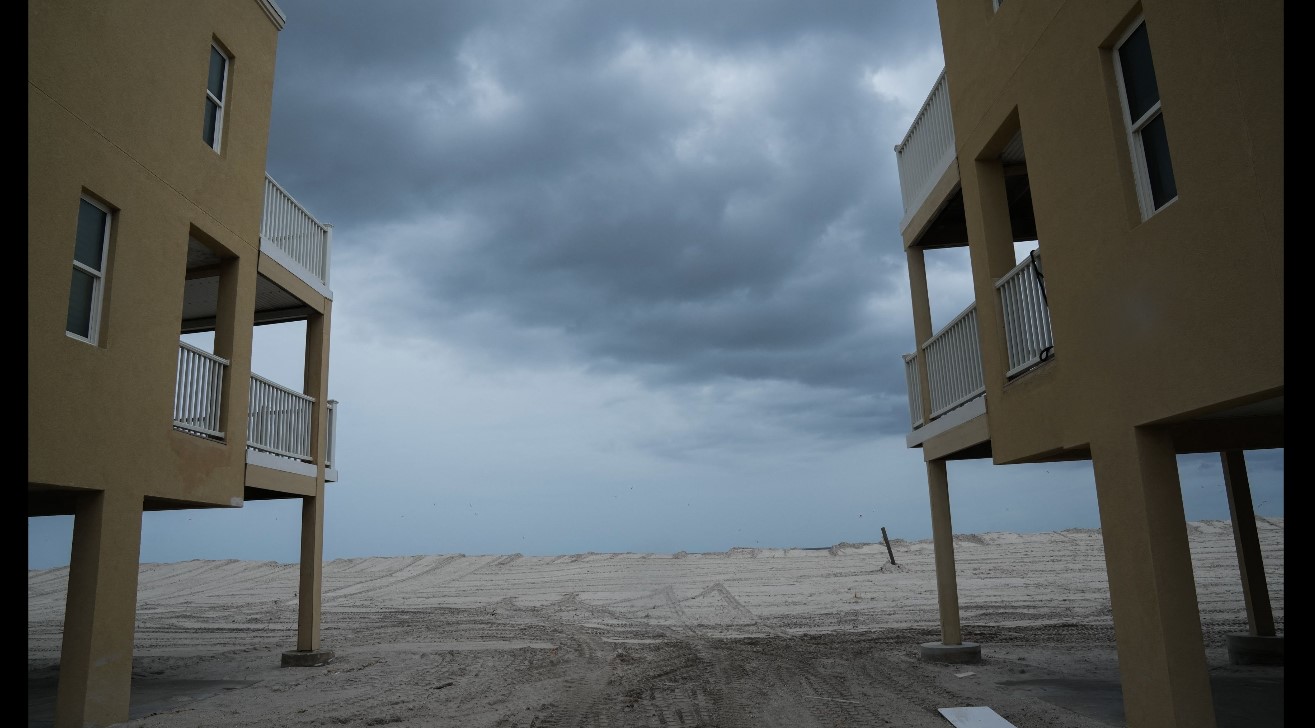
[28, 1, 340, 725]
[893, 1, 1281, 726]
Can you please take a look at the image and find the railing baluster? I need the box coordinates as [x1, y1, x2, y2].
[189, 354, 198, 425]
[206, 360, 217, 432]
[202, 357, 211, 431]
[903, 354, 923, 429]
[186, 353, 195, 424]
[952, 319, 964, 403]
[1002, 278, 1015, 371]
[179, 352, 190, 424]
[966, 311, 978, 393]
[1006, 276, 1020, 371]
[968, 315, 977, 397]
[969, 311, 980, 391]
[1009, 275, 1020, 370]
[932, 341, 943, 414]
[1021, 275, 1033, 366]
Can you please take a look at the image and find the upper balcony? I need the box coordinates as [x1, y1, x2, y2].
[261, 174, 332, 299]
[893, 70, 957, 236]
[903, 252, 1053, 447]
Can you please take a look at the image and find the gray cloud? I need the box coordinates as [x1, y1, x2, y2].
[266, 0, 942, 449]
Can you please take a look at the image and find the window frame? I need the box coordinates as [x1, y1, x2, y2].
[203, 42, 231, 152]
[66, 195, 112, 345]
[1113, 16, 1177, 219]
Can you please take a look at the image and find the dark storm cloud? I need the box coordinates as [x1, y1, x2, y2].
[266, 0, 943, 443]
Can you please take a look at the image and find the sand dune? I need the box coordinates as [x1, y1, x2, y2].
[27, 518, 1283, 727]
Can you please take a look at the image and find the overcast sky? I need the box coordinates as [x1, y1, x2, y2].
[29, 0, 1283, 569]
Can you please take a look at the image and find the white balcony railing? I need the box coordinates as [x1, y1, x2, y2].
[173, 351, 340, 471]
[173, 342, 229, 438]
[893, 69, 956, 224]
[996, 251, 1054, 377]
[325, 399, 338, 471]
[903, 352, 925, 429]
[261, 174, 331, 287]
[247, 374, 315, 461]
[921, 302, 986, 419]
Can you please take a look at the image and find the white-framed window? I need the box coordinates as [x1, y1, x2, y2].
[66, 196, 112, 344]
[202, 43, 230, 151]
[1113, 17, 1177, 219]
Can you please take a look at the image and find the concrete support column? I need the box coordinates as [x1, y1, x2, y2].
[212, 247, 255, 445]
[965, 159, 1020, 282]
[920, 459, 980, 663]
[304, 303, 332, 468]
[961, 158, 1021, 397]
[1222, 450, 1274, 635]
[284, 302, 334, 667]
[928, 459, 962, 645]
[296, 491, 324, 651]
[55, 490, 143, 728]
[1091, 426, 1215, 728]
[906, 247, 935, 423]
[1220, 450, 1283, 664]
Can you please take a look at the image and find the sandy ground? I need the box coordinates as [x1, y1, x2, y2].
[28, 518, 1283, 727]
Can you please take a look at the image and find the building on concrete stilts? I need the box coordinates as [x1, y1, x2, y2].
[29, 2, 342, 725]
[890, 2, 1282, 726]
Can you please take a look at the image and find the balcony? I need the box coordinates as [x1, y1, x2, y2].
[893, 69, 956, 233]
[172, 341, 340, 479]
[903, 253, 1055, 441]
[261, 174, 332, 296]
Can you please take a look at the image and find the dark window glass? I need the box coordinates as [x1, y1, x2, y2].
[1119, 23, 1160, 122]
[67, 268, 95, 337]
[208, 47, 226, 99]
[203, 99, 219, 146]
[74, 200, 107, 269]
[1141, 113, 1177, 208]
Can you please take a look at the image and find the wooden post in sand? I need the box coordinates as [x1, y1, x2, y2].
[881, 527, 897, 565]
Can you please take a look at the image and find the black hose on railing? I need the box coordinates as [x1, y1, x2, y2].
[1029, 248, 1048, 306]
[1029, 249, 1055, 362]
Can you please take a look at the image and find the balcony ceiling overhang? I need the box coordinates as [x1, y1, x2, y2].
[182, 239, 314, 333]
[1152, 393, 1283, 454]
[907, 130, 1036, 250]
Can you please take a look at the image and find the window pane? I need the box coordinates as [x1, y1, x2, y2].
[1118, 22, 1160, 122]
[208, 47, 226, 99]
[1141, 113, 1177, 209]
[66, 268, 95, 338]
[74, 200, 107, 270]
[203, 99, 218, 146]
